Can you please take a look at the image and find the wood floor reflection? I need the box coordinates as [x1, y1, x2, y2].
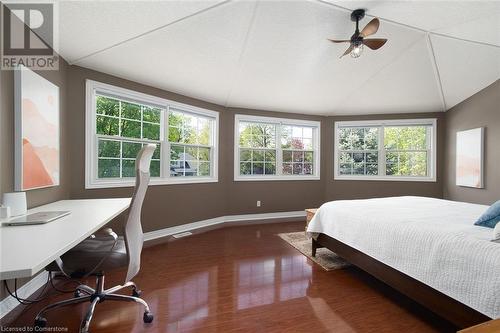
[5, 221, 456, 332]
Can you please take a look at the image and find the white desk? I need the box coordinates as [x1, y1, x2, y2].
[0, 198, 131, 280]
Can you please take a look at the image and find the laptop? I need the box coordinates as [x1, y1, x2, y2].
[6, 211, 71, 226]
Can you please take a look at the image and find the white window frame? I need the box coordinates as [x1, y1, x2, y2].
[85, 80, 219, 189]
[334, 118, 437, 182]
[234, 114, 321, 181]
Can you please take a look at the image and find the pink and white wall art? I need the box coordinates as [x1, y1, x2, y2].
[456, 127, 484, 188]
[15, 66, 60, 191]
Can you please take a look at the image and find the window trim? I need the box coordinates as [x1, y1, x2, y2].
[334, 118, 437, 182]
[234, 114, 321, 181]
[85, 80, 219, 189]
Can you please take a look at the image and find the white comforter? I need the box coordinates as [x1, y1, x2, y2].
[306, 196, 500, 318]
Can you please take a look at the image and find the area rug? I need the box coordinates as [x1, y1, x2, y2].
[278, 232, 350, 271]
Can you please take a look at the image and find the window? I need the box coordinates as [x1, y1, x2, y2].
[235, 115, 320, 181]
[95, 96, 162, 179]
[168, 109, 213, 177]
[281, 125, 315, 176]
[238, 122, 277, 176]
[334, 119, 436, 181]
[86, 80, 218, 188]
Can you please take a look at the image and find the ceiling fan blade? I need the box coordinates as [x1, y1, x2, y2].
[340, 45, 353, 58]
[360, 18, 380, 37]
[363, 38, 387, 50]
[328, 39, 351, 43]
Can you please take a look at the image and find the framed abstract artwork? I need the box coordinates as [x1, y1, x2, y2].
[14, 66, 60, 191]
[456, 127, 484, 188]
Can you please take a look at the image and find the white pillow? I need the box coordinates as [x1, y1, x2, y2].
[494, 223, 500, 242]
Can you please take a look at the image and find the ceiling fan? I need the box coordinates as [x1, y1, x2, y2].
[329, 9, 387, 58]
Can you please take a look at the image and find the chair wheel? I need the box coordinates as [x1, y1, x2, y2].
[132, 289, 142, 297]
[143, 311, 154, 323]
[34, 317, 47, 328]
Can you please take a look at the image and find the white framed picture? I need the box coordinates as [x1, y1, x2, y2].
[14, 66, 60, 191]
[456, 127, 484, 188]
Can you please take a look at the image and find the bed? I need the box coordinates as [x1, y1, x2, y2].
[306, 196, 500, 328]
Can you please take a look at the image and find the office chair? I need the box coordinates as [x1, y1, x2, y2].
[35, 144, 156, 333]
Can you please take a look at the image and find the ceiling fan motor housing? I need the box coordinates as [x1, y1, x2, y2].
[351, 9, 365, 22]
[350, 9, 366, 44]
[351, 35, 364, 46]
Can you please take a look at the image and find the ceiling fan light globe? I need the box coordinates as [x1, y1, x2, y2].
[350, 44, 363, 58]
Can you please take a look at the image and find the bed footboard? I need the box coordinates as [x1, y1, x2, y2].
[315, 233, 491, 329]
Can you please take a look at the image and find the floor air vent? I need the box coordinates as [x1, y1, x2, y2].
[172, 231, 193, 239]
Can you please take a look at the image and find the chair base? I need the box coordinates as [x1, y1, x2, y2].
[34, 274, 153, 333]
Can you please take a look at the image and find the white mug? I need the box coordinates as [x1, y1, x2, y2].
[2, 192, 27, 217]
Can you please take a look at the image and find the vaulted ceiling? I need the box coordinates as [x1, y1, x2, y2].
[54, 1, 500, 115]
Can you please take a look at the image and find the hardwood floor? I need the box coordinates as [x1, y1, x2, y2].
[3, 221, 456, 332]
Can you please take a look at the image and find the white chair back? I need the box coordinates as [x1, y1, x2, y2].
[123, 144, 155, 283]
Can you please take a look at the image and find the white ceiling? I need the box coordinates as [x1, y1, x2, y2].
[51, 1, 500, 115]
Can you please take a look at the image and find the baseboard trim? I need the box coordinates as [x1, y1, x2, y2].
[144, 210, 306, 242]
[0, 210, 305, 320]
[0, 272, 49, 320]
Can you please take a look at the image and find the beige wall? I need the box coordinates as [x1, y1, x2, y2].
[221, 107, 327, 216]
[444, 80, 500, 204]
[0, 62, 450, 234]
[66, 65, 229, 232]
[67, 66, 446, 231]
[67, 66, 326, 232]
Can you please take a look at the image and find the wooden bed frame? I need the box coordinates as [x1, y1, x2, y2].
[312, 233, 491, 329]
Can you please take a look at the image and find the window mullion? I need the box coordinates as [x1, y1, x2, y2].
[276, 123, 282, 176]
[314, 128, 318, 176]
[118, 101, 123, 178]
[117, 100, 121, 137]
[163, 106, 170, 179]
[427, 148, 431, 177]
[426, 126, 431, 177]
[94, 130, 99, 181]
[96, 134, 159, 145]
[140, 106, 144, 140]
[174, 142, 212, 148]
[119, 141, 123, 178]
[379, 126, 385, 177]
[210, 145, 214, 178]
[236, 121, 241, 176]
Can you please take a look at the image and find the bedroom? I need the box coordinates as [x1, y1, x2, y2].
[0, 0, 499, 332]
